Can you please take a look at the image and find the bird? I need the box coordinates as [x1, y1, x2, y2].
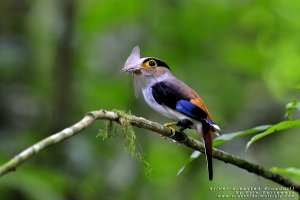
[122, 46, 220, 180]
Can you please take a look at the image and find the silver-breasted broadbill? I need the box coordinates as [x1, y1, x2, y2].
[122, 46, 220, 180]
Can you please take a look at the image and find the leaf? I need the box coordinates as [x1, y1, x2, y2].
[285, 99, 300, 120]
[177, 151, 201, 176]
[270, 167, 300, 181]
[213, 125, 271, 146]
[246, 119, 300, 151]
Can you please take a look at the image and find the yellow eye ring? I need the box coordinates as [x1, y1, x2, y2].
[147, 60, 157, 68]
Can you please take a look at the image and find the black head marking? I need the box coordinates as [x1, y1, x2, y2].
[143, 58, 170, 70]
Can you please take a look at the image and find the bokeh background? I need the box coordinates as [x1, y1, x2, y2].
[0, 0, 300, 199]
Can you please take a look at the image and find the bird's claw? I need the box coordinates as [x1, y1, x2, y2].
[168, 127, 176, 138]
[163, 122, 177, 138]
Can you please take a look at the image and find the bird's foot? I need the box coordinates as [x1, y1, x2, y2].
[163, 122, 177, 138]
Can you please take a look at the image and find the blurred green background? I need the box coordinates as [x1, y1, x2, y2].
[0, 0, 300, 199]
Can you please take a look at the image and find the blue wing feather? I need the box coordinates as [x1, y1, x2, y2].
[175, 100, 207, 120]
[175, 100, 198, 119]
[176, 100, 218, 126]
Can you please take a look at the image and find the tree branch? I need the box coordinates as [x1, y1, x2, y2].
[0, 109, 299, 194]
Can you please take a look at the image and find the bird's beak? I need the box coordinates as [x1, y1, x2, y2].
[121, 64, 141, 73]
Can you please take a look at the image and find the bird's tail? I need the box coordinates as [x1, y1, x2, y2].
[198, 123, 213, 181]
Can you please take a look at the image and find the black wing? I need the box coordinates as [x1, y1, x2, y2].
[151, 81, 208, 121]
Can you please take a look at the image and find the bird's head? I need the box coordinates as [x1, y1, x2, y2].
[122, 46, 170, 76]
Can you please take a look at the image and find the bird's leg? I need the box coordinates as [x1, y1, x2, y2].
[163, 119, 194, 137]
[177, 118, 193, 132]
[163, 122, 178, 136]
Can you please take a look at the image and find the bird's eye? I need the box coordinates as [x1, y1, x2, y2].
[148, 60, 157, 67]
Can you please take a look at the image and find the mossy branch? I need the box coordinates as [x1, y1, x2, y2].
[0, 109, 299, 194]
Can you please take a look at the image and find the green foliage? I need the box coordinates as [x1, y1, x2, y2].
[246, 119, 300, 150]
[270, 167, 300, 182]
[177, 150, 201, 176]
[286, 99, 300, 120]
[214, 125, 271, 146]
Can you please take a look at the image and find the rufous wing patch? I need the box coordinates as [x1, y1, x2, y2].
[190, 98, 211, 119]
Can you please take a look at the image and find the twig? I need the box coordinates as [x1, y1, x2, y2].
[0, 109, 299, 194]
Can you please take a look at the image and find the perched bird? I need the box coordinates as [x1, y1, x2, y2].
[122, 46, 220, 180]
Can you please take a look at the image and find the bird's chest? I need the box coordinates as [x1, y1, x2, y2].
[142, 87, 161, 112]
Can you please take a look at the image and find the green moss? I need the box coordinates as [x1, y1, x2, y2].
[97, 120, 114, 140]
[114, 110, 152, 176]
